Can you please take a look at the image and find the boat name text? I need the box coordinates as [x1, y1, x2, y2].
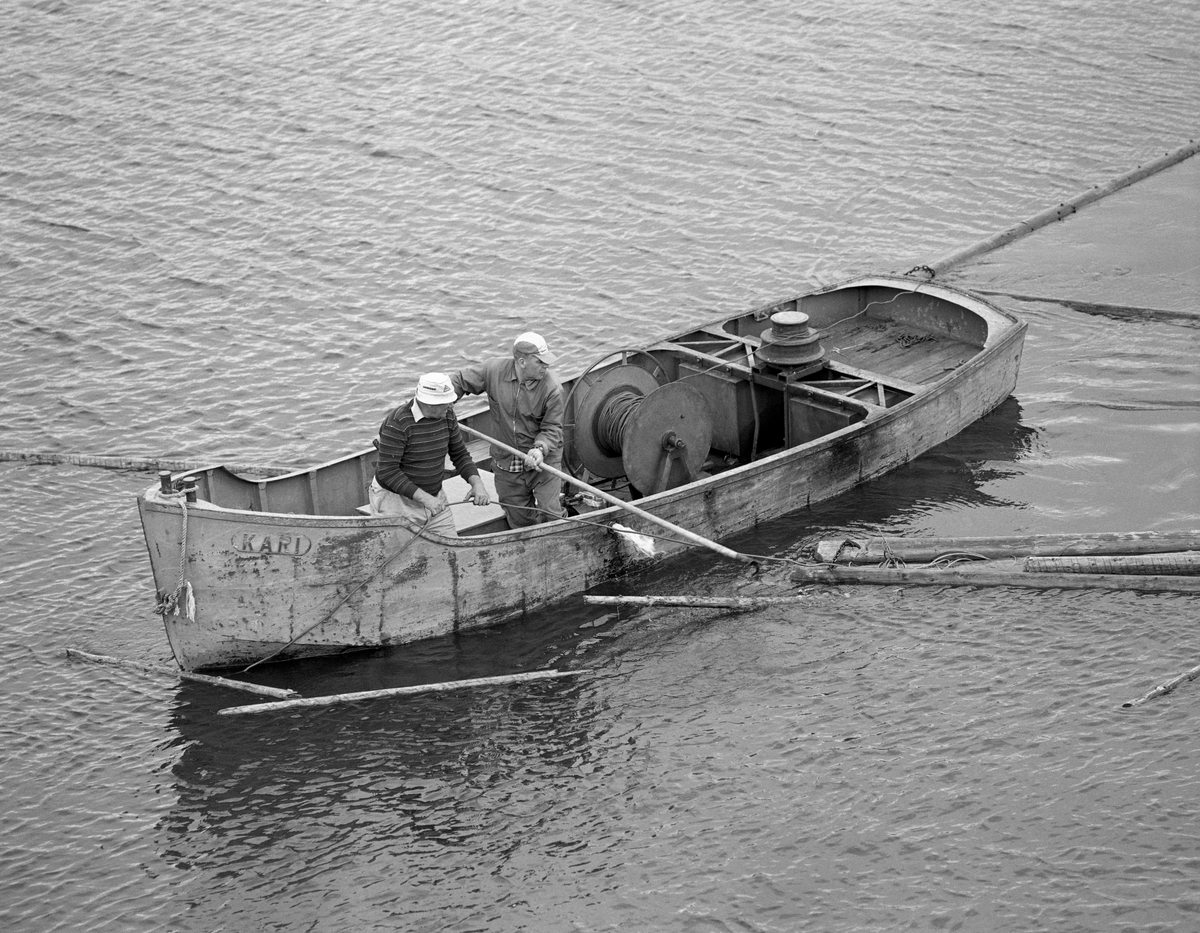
[232, 533, 313, 556]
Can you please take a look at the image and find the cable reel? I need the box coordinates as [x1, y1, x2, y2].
[570, 363, 713, 495]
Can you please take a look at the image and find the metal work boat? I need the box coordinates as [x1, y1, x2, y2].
[137, 274, 1026, 670]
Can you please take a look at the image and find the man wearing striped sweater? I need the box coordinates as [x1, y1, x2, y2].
[368, 372, 490, 536]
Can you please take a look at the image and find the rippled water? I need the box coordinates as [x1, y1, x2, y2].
[2, 0, 1198, 930]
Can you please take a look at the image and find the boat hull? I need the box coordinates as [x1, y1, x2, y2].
[137, 276, 1026, 670]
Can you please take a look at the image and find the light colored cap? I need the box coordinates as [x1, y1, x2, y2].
[415, 372, 456, 405]
[513, 331, 557, 364]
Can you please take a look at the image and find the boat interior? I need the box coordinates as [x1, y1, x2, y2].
[176, 283, 992, 536]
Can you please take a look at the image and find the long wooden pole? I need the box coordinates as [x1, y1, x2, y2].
[814, 530, 1200, 564]
[66, 648, 299, 698]
[789, 564, 1200, 594]
[1, 449, 290, 475]
[1122, 661, 1200, 708]
[458, 423, 754, 565]
[217, 668, 585, 716]
[586, 595, 812, 609]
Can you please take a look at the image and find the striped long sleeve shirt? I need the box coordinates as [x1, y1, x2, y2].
[374, 399, 479, 499]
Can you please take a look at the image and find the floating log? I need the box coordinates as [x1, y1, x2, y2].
[217, 668, 586, 716]
[788, 564, 1200, 594]
[1123, 661, 1200, 708]
[814, 530, 1200, 564]
[1, 449, 291, 475]
[1026, 552, 1200, 576]
[585, 595, 813, 609]
[65, 648, 298, 698]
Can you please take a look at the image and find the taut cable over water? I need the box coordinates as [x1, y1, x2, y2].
[906, 138, 1199, 279]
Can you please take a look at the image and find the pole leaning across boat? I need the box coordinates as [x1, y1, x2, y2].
[457, 423, 756, 565]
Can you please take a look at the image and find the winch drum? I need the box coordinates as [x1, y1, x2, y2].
[570, 364, 714, 494]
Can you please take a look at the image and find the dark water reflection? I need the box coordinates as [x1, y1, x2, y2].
[153, 576, 1200, 932]
[164, 677, 600, 856]
[753, 396, 1042, 548]
[161, 641, 623, 929]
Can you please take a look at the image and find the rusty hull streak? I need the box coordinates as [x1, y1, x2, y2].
[448, 550, 461, 632]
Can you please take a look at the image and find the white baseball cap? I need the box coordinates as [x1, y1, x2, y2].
[415, 372, 456, 405]
[513, 331, 557, 364]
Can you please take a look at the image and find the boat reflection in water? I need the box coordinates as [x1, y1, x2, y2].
[159, 641, 607, 914]
[752, 393, 1041, 554]
[154, 394, 1039, 913]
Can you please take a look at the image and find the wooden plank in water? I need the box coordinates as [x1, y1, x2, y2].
[1122, 661, 1200, 707]
[218, 669, 585, 716]
[815, 531, 1200, 564]
[1026, 552, 1200, 575]
[789, 564, 1200, 594]
[586, 594, 814, 609]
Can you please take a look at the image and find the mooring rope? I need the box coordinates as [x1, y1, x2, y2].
[153, 489, 195, 622]
[929, 550, 990, 569]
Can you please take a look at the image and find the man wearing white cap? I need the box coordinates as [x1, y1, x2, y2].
[451, 332, 565, 528]
[369, 372, 491, 536]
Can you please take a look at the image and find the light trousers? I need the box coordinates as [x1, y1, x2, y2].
[367, 478, 458, 537]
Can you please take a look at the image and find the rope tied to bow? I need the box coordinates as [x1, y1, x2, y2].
[154, 487, 195, 622]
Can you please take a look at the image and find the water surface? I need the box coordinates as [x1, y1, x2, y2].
[1, 1, 1198, 930]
